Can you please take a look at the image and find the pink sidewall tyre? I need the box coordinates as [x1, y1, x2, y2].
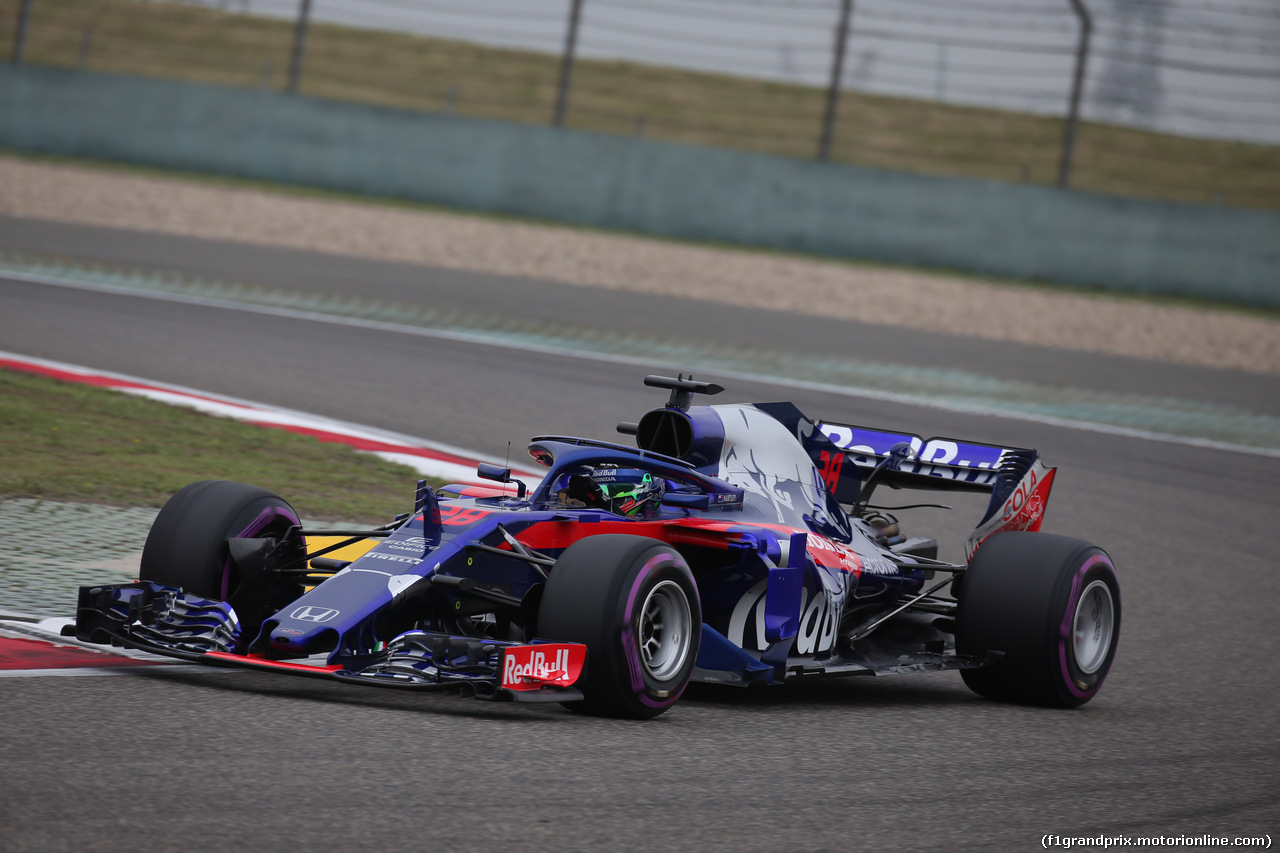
[956, 531, 1120, 708]
[538, 534, 701, 719]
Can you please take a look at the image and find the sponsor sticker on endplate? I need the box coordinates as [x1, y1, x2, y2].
[501, 643, 586, 691]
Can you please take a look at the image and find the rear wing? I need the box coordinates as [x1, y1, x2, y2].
[817, 422, 1022, 493]
[817, 421, 1056, 559]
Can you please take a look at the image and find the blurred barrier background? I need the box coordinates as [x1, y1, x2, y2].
[3, 0, 1278, 210]
[4, 64, 1278, 307]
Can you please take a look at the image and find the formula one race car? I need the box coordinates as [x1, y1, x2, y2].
[74, 375, 1120, 718]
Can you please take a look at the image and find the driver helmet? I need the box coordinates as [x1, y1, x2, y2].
[555, 466, 665, 512]
[590, 466, 665, 517]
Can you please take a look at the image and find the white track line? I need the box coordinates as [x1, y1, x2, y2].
[5, 269, 1278, 460]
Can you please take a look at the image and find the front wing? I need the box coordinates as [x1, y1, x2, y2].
[73, 582, 586, 703]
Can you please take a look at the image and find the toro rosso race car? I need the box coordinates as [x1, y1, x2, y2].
[74, 375, 1120, 718]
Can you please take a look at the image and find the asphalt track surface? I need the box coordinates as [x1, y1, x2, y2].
[2, 218, 1278, 852]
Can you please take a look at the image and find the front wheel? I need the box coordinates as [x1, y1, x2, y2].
[139, 480, 305, 643]
[538, 535, 701, 719]
[956, 532, 1120, 708]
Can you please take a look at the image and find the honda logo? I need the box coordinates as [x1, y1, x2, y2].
[289, 606, 340, 623]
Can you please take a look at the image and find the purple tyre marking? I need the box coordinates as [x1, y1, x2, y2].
[622, 552, 691, 709]
[620, 629, 648, 699]
[1056, 553, 1117, 699]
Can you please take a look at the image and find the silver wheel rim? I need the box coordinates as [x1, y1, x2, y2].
[1072, 579, 1115, 675]
[638, 580, 692, 682]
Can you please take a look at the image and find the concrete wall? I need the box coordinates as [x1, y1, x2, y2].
[2, 65, 1277, 307]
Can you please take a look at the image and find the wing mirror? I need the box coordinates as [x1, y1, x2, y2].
[476, 462, 528, 499]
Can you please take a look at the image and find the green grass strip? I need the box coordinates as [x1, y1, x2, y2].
[0, 367, 432, 522]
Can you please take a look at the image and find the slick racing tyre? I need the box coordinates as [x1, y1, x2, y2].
[538, 535, 701, 719]
[956, 532, 1120, 708]
[140, 480, 305, 642]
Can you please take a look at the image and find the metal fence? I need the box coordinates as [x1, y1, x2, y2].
[5, 0, 1279, 209]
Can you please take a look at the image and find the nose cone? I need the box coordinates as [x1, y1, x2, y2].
[258, 553, 425, 658]
[269, 605, 342, 655]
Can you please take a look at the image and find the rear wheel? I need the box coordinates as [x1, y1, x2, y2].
[538, 535, 701, 719]
[956, 532, 1120, 708]
[140, 480, 305, 643]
